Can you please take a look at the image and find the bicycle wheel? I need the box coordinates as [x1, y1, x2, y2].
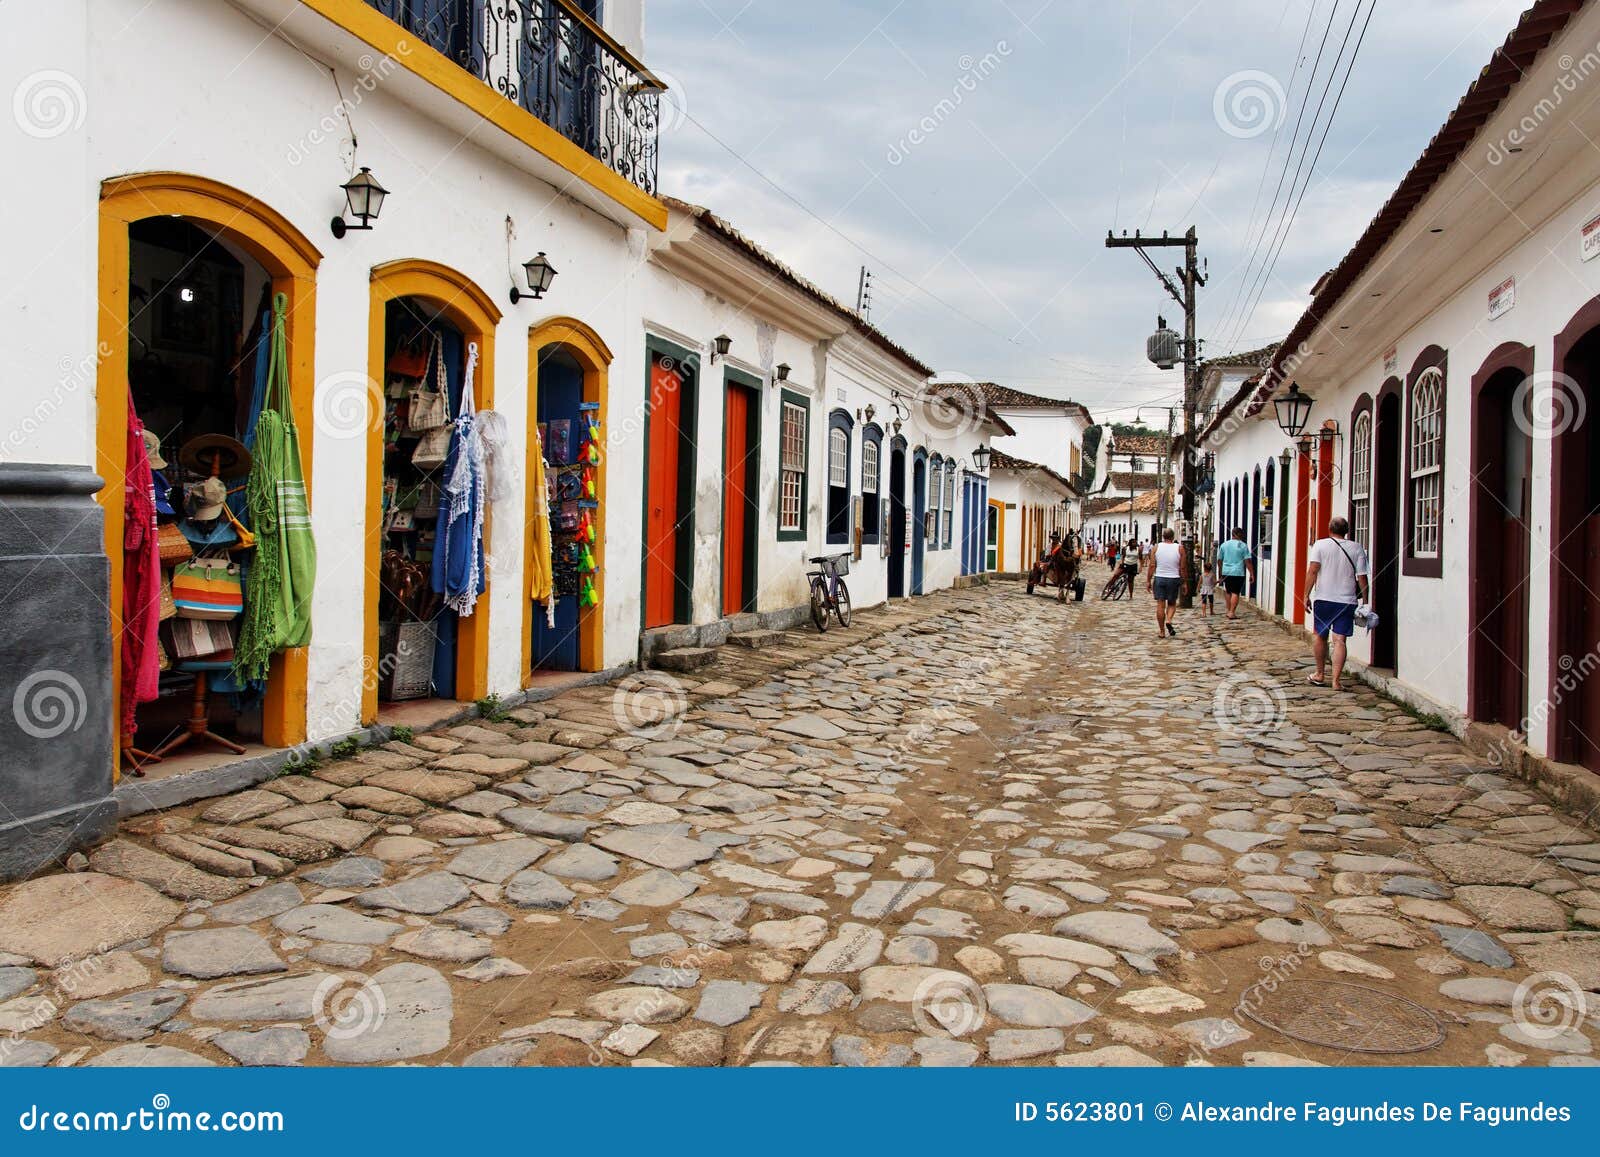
[809, 577, 830, 631]
[833, 579, 852, 627]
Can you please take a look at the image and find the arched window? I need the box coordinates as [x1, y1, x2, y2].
[1350, 405, 1372, 553]
[1408, 366, 1444, 565]
[860, 423, 882, 544]
[826, 409, 853, 545]
[929, 455, 945, 549]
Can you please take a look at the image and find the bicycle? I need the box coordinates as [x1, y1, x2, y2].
[1101, 566, 1135, 601]
[806, 553, 853, 631]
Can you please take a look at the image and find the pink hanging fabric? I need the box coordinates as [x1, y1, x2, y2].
[122, 404, 161, 736]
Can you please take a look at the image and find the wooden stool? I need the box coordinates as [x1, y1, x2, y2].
[151, 664, 246, 758]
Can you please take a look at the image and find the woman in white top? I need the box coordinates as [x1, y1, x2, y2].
[1147, 528, 1185, 638]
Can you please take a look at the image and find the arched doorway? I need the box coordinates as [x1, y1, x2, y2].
[1249, 466, 1261, 599]
[1371, 379, 1403, 671]
[1262, 459, 1276, 613]
[1552, 299, 1600, 768]
[642, 337, 697, 631]
[888, 437, 907, 597]
[365, 259, 501, 725]
[912, 448, 927, 595]
[527, 317, 611, 679]
[97, 173, 321, 772]
[1469, 342, 1533, 730]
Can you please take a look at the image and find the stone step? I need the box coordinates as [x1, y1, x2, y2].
[652, 646, 720, 673]
[727, 629, 786, 649]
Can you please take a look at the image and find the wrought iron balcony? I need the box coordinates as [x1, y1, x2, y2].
[366, 0, 662, 196]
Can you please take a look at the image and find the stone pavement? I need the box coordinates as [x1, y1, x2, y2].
[1, 585, 1598, 1067]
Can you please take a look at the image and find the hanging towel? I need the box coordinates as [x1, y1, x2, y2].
[529, 428, 554, 607]
[478, 408, 518, 503]
[234, 294, 317, 681]
[122, 404, 162, 737]
[435, 341, 487, 616]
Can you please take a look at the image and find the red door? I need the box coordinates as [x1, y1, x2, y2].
[645, 355, 682, 628]
[723, 384, 751, 616]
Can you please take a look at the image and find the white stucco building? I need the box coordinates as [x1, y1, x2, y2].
[1204, 0, 1600, 782]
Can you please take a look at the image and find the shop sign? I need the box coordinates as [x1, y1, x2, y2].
[1488, 276, 1515, 321]
[1583, 211, 1600, 261]
[1382, 347, 1397, 376]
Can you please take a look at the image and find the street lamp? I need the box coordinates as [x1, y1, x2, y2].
[330, 167, 388, 238]
[972, 444, 992, 472]
[1273, 382, 1314, 439]
[510, 252, 557, 303]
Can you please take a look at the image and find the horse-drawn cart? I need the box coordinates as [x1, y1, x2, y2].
[1025, 531, 1086, 603]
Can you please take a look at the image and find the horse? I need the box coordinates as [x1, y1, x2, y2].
[1026, 531, 1082, 603]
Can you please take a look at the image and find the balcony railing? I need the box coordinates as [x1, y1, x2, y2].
[366, 0, 662, 196]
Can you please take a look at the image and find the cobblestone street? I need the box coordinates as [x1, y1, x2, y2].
[2, 585, 1598, 1068]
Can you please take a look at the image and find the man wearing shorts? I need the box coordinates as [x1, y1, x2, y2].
[1216, 527, 1254, 619]
[1147, 527, 1185, 638]
[1304, 516, 1370, 690]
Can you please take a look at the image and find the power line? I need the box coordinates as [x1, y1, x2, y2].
[1223, 0, 1377, 354]
[1212, 0, 1342, 346]
[1210, 0, 1324, 345]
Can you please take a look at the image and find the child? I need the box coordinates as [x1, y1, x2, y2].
[1199, 559, 1216, 616]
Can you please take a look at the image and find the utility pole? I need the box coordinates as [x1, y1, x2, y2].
[856, 266, 874, 320]
[1106, 227, 1206, 607]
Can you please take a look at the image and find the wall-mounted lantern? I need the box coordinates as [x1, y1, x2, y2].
[330, 167, 388, 238]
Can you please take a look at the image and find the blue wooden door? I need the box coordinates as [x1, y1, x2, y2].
[912, 453, 926, 595]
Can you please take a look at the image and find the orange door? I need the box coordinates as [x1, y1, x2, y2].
[723, 383, 751, 616]
[645, 355, 682, 628]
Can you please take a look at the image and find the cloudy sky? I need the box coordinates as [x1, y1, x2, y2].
[649, 0, 1529, 424]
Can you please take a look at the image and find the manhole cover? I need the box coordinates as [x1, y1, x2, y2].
[1235, 979, 1444, 1054]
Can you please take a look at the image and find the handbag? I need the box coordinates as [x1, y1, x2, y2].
[169, 617, 234, 660]
[411, 425, 452, 469]
[408, 336, 450, 431]
[157, 521, 193, 565]
[386, 334, 429, 379]
[158, 573, 178, 621]
[171, 556, 244, 620]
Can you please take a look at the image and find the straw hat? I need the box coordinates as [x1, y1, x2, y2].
[178, 433, 252, 479]
[142, 428, 167, 469]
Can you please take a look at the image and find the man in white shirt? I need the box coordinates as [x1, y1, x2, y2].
[1303, 516, 1370, 691]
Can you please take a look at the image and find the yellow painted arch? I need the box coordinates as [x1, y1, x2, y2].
[524, 316, 612, 681]
[364, 259, 502, 723]
[98, 172, 322, 765]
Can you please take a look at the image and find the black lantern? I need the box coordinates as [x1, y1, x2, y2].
[712, 334, 732, 363]
[774, 362, 790, 382]
[1129, 454, 1144, 472]
[973, 444, 992, 471]
[1273, 381, 1314, 439]
[511, 252, 557, 304]
[331, 167, 388, 238]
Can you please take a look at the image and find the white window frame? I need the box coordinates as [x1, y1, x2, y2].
[1350, 409, 1372, 553]
[828, 426, 848, 489]
[862, 438, 879, 495]
[1409, 370, 1443, 559]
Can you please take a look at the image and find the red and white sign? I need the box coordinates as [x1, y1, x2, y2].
[1488, 276, 1516, 320]
[1583, 211, 1600, 262]
[1382, 347, 1398, 376]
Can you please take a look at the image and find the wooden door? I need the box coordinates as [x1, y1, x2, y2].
[722, 382, 753, 617]
[645, 354, 683, 629]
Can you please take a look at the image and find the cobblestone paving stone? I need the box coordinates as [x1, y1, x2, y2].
[2, 587, 1599, 1067]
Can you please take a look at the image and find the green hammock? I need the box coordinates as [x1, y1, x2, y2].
[235, 293, 317, 681]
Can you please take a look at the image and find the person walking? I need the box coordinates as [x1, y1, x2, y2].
[1198, 560, 1216, 616]
[1147, 527, 1185, 638]
[1216, 527, 1255, 620]
[1121, 537, 1141, 597]
[1304, 516, 1369, 690]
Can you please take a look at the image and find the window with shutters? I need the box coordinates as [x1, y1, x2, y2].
[779, 396, 808, 538]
